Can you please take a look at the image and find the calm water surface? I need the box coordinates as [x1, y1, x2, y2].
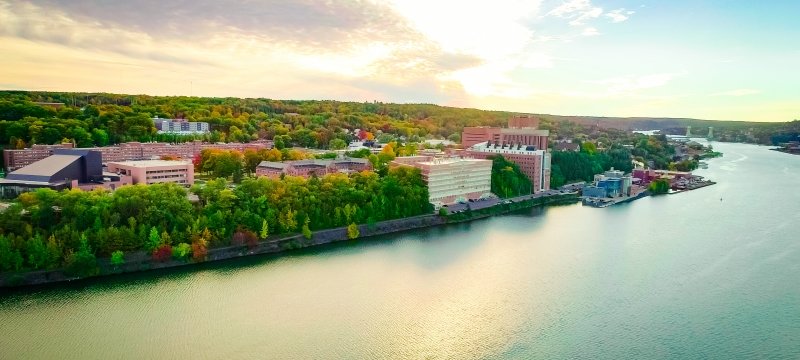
[1, 141, 799, 359]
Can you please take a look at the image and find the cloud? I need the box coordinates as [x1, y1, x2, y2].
[711, 89, 762, 97]
[547, 0, 603, 26]
[605, 8, 634, 23]
[582, 27, 600, 36]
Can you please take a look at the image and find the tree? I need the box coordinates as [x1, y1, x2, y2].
[110, 250, 125, 268]
[172, 243, 191, 260]
[191, 228, 210, 262]
[0, 235, 23, 272]
[302, 216, 312, 239]
[65, 235, 98, 277]
[147, 227, 161, 251]
[648, 178, 670, 194]
[26, 234, 49, 270]
[347, 223, 360, 239]
[259, 219, 269, 239]
[329, 138, 347, 150]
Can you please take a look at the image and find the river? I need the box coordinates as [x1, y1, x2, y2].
[1, 141, 799, 359]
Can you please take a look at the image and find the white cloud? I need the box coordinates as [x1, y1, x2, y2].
[605, 8, 634, 23]
[548, 0, 604, 26]
[582, 27, 600, 36]
[711, 89, 762, 97]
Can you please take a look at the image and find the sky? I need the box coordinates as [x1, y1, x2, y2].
[0, 0, 798, 122]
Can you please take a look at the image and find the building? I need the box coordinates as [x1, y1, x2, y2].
[461, 115, 549, 149]
[554, 142, 580, 152]
[3, 140, 272, 171]
[255, 157, 372, 178]
[153, 118, 210, 134]
[466, 141, 551, 193]
[0, 149, 131, 198]
[3, 143, 74, 171]
[508, 114, 540, 129]
[585, 168, 634, 197]
[410, 158, 492, 208]
[106, 160, 194, 186]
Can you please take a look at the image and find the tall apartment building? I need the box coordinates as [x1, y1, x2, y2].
[106, 160, 195, 186]
[466, 141, 551, 192]
[392, 157, 492, 208]
[153, 118, 210, 134]
[3, 140, 272, 171]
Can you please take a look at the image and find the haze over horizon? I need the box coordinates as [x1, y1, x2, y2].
[1, 0, 798, 122]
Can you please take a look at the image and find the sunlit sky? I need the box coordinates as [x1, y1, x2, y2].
[1, 0, 798, 122]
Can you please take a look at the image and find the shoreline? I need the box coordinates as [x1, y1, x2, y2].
[0, 193, 579, 288]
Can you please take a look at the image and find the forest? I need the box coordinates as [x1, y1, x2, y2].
[0, 167, 431, 275]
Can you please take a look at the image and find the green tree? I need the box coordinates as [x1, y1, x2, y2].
[347, 223, 360, 239]
[25, 234, 49, 270]
[0, 235, 23, 272]
[302, 216, 312, 239]
[65, 235, 98, 277]
[259, 219, 269, 239]
[110, 250, 125, 268]
[329, 138, 347, 150]
[147, 227, 161, 251]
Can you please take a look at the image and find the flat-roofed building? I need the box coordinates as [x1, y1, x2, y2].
[3, 140, 272, 171]
[255, 157, 371, 179]
[106, 160, 194, 186]
[3, 143, 75, 171]
[467, 141, 551, 193]
[461, 115, 549, 150]
[0, 149, 131, 198]
[399, 157, 492, 208]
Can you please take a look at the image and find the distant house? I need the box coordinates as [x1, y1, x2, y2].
[554, 143, 580, 152]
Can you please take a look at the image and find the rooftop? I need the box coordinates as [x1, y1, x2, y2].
[6, 154, 82, 181]
[108, 160, 192, 167]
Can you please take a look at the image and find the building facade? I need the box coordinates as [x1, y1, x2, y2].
[3, 140, 272, 171]
[466, 142, 551, 193]
[0, 149, 131, 198]
[255, 158, 372, 178]
[391, 157, 492, 208]
[461, 115, 549, 149]
[153, 118, 210, 134]
[106, 160, 195, 186]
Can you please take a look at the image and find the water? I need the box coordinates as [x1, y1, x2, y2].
[1, 142, 799, 359]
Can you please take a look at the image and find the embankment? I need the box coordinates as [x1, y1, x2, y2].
[0, 193, 579, 288]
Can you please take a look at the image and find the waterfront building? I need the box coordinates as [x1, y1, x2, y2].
[153, 117, 210, 134]
[582, 186, 607, 198]
[0, 149, 131, 198]
[466, 141, 551, 193]
[3, 140, 272, 171]
[106, 160, 194, 186]
[412, 158, 492, 208]
[584, 168, 634, 198]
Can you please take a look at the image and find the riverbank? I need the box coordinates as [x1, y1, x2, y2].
[0, 193, 579, 288]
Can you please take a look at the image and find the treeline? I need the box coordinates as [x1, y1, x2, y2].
[0, 91, 511, 151]
[550, 143, 635, 188]
[0, 167, 432, 275]
[490, 155, 532, 198]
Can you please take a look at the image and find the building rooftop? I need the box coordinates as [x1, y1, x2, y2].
[108, 160, 191, 167]
[418, 158, 490, 166]
[5, 154, 83, 182]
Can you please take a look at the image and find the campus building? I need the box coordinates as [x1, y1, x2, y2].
[153, 117, 210, 134]
[0, 149, 132, 198]
[391, 156, 492, 208]
[255, 157, 372, 178]
[106, 160, 195, 186]
[3, 140, 272, 171]
[466, 141, 551, 193]
[461, 115, 549, 149]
